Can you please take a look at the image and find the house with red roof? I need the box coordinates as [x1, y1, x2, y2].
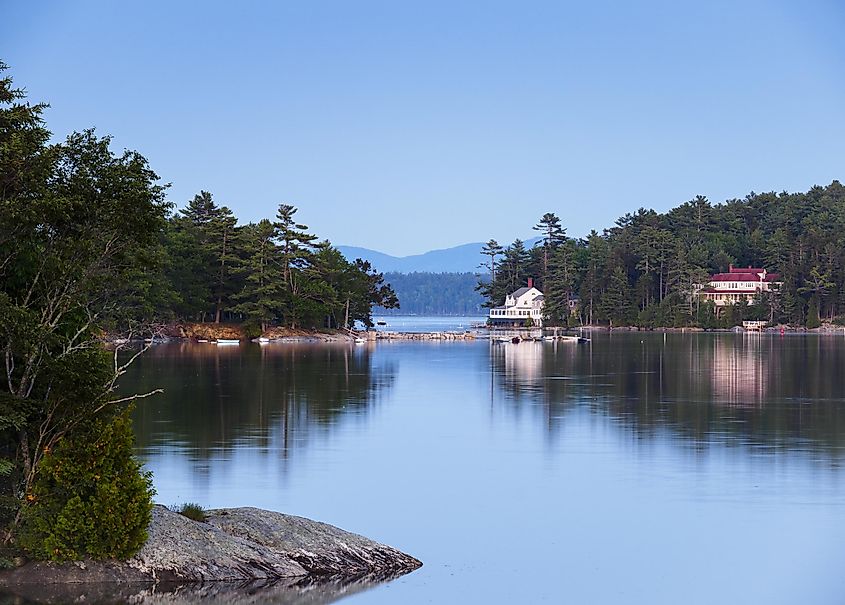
[697, 265, 782, 310]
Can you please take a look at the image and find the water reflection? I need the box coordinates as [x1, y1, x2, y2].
[0, 573, 397, 604]
[128, 342, 395, 469]
[490, 334, 845, 461]
[710, 335, 769, 407]
[118, 334, 845, 603]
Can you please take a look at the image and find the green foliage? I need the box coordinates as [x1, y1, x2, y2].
[1, 63, 165, 554]
[806, 297, 821, 329]
[156, 199, 399, 330]
[242, 322, 263, 340]
[479, 184, 845, 327]
[20, 409, 154, 561]
[174, 502, 206, 522]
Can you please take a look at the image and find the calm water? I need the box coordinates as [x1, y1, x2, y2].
[121, 331, 845, 604]
[370, 314, 486, 332]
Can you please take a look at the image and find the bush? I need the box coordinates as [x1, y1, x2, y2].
[174, 502, 206, 522]
[242, 322, 263, 340]
[19, 408, 154, 562]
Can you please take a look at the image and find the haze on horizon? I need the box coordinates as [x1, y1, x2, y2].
[3, 0, 844, 257]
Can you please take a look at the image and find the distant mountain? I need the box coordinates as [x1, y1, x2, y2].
[338, 237, 542, 274]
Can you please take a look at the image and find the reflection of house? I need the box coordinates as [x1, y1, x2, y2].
[710, 337, 768, 407]
[489, 279, 545, 327]
[698, 265, 782, 309]
[498, 338, 545, 382]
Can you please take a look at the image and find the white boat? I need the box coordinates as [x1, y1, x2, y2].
[257, 337, 271, 344]
[543, 335, 590, 343]
[354, 337, 366, 345]
[197, 339, 209, 343]
[216, 339, 240, 346]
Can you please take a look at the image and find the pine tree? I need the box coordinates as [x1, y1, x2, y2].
[600, 267, 634, 326]
[806, 296, 821, 328]
[533, 212, 566, 285]
[544, 240, 577, 325]
[209, 205, 240, 323]
[479, 239, 503, 281]
[274, 204, 317, 328]
[233, 220, 281, 332]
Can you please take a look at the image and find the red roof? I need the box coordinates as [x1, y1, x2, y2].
[710, 272, 780, 282]
[711, 272, 760, 281]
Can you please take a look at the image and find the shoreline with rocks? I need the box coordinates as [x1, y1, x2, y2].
[0, 505, 421, 591]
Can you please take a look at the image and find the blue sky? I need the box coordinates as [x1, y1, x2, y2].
[3, 1, 844, 255]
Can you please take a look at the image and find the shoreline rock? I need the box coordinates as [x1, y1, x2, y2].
[0, 505, 421, 586]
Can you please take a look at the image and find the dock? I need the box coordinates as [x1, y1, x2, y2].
[371, 330, 479, 341]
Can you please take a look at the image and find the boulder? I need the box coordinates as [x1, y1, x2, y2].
[0, 505, 421, 586]
[204, 507, 421, 579]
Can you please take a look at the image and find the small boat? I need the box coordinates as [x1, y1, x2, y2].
[376, 321, 387, 326]
[197, 339, 209, 343]
[354, 337, 366, 345]
[216, 339, 240, 346]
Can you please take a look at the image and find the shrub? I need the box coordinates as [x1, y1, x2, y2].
[174, 502, 206, 522]
[242, 322, 263, 340]
[19, 408, 154, 562]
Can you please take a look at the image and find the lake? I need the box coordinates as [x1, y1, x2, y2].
[122, 328, 845, 604]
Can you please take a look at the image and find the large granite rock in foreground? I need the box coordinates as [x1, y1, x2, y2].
[0, 505, 421, 586]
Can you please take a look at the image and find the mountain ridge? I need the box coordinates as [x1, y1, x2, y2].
[338, 237, 542, 274]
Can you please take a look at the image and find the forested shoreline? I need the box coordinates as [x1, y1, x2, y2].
[0, 62, 399, 564]
[478, 183, 845, 329]
[151, 193, 398, 333]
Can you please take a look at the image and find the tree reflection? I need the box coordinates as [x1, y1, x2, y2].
[491, 334, 845, 460]
[126, 343, 395, 463]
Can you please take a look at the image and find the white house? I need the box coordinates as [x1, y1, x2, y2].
[489, 279, 545, 327]
[697, 265, 782, 310]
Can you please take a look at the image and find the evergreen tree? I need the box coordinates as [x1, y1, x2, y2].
[233, 220, 282, 331]
[600, 267, 634, 326]
[275, 204, 317, 328]
[209, 205, 240, 323]
[533, 212, 566, 285]
[806, 296, 821, 328]
[544, 239, 577, 325]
